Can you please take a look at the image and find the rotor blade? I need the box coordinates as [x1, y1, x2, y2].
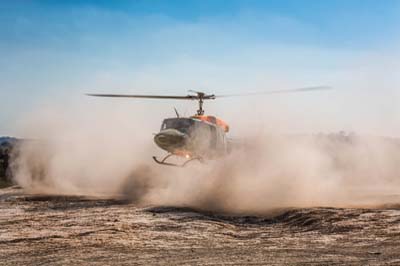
[86, 93, 195, 100]
[216, 86, 332, 98]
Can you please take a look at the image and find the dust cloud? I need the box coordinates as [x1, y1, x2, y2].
[142, 133, 400, 214]
[10, 100, 400, 214]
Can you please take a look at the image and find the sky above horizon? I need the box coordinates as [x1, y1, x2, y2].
[1, 1, 400, 137]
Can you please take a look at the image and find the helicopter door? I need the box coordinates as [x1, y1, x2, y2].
[209, 125, 217, 149]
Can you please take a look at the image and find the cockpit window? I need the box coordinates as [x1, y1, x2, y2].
[161, 118, 194, 133]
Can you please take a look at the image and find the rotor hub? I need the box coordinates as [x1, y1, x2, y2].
[187, 91, 215, 116]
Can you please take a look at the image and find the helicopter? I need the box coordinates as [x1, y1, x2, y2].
[87, 86, 330, 167]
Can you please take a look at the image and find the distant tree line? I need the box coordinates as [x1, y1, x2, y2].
[0, 141, 13, 186]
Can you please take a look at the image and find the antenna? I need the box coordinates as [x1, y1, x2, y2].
[174, 107, 180, 118]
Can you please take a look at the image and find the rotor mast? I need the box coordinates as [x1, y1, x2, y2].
[187, 90, 215, 116]
[197, 92, 205, 115]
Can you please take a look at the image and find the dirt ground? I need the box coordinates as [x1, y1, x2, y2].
[1, 186, 400, 265]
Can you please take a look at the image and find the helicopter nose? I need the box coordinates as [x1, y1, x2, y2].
[154, 129, 187, 151]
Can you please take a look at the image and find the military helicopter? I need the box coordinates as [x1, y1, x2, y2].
[87, 86, 330, 167]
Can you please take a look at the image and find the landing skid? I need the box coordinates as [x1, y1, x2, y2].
[152, 154, 203, 167]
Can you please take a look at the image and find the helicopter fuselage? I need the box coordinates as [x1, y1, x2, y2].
[153, 116, 229, 160]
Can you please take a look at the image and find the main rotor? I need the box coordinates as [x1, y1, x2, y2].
[86, 86, 331, 116]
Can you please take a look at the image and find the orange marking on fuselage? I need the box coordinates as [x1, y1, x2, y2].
[191, 115, 230, 132]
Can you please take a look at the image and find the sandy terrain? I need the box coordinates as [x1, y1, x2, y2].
[1, 186, 400, 265]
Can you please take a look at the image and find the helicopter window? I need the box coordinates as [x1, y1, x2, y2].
[161, 118, 194, 133]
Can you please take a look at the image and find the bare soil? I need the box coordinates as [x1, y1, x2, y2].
[1, 186, 400, 265]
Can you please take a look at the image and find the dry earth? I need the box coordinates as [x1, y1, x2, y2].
[1, 186, 400, 265]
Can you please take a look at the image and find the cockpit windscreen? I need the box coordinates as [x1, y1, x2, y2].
[161, 118, 194, 133]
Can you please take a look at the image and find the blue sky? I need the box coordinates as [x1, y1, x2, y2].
[1, 1, 400, 136]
